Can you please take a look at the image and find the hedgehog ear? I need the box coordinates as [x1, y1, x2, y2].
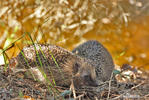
[73, 62, 80, 74]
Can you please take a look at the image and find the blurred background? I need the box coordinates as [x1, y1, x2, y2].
[0, 0, 149, 70]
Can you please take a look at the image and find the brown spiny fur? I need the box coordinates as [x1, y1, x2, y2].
[72, 40, 114, 84]
[8, 44, 97, 87]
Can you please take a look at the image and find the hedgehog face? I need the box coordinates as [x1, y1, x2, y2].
[80, 63, 97, 86]
[73, 61, 98, 87]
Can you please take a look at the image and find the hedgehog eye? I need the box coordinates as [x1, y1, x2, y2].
[83, 75, 92, 82]
[84, 75, 90, 79]
[73, 62, 80, 74]
[83, 75, 98, 86]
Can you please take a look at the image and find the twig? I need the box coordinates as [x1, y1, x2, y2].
[144, 94, 149, 97]
[70, 79, 76, 99]
[107, 72, 113, 100]
[75, 93, 85, 100]
[112, 81, 146, 100]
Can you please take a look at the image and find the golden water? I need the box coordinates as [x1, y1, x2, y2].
[0, 0, 149, 70]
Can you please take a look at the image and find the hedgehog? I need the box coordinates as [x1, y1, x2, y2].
[72, 40, 114, 84]
[8, 44, 98, 87]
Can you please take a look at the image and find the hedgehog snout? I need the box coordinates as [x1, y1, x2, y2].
[74, 65, 98, 87]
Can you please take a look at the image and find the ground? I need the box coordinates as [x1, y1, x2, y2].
[0, 64, 149, 100]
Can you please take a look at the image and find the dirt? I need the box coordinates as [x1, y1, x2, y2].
[0, 64, 149, 100]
